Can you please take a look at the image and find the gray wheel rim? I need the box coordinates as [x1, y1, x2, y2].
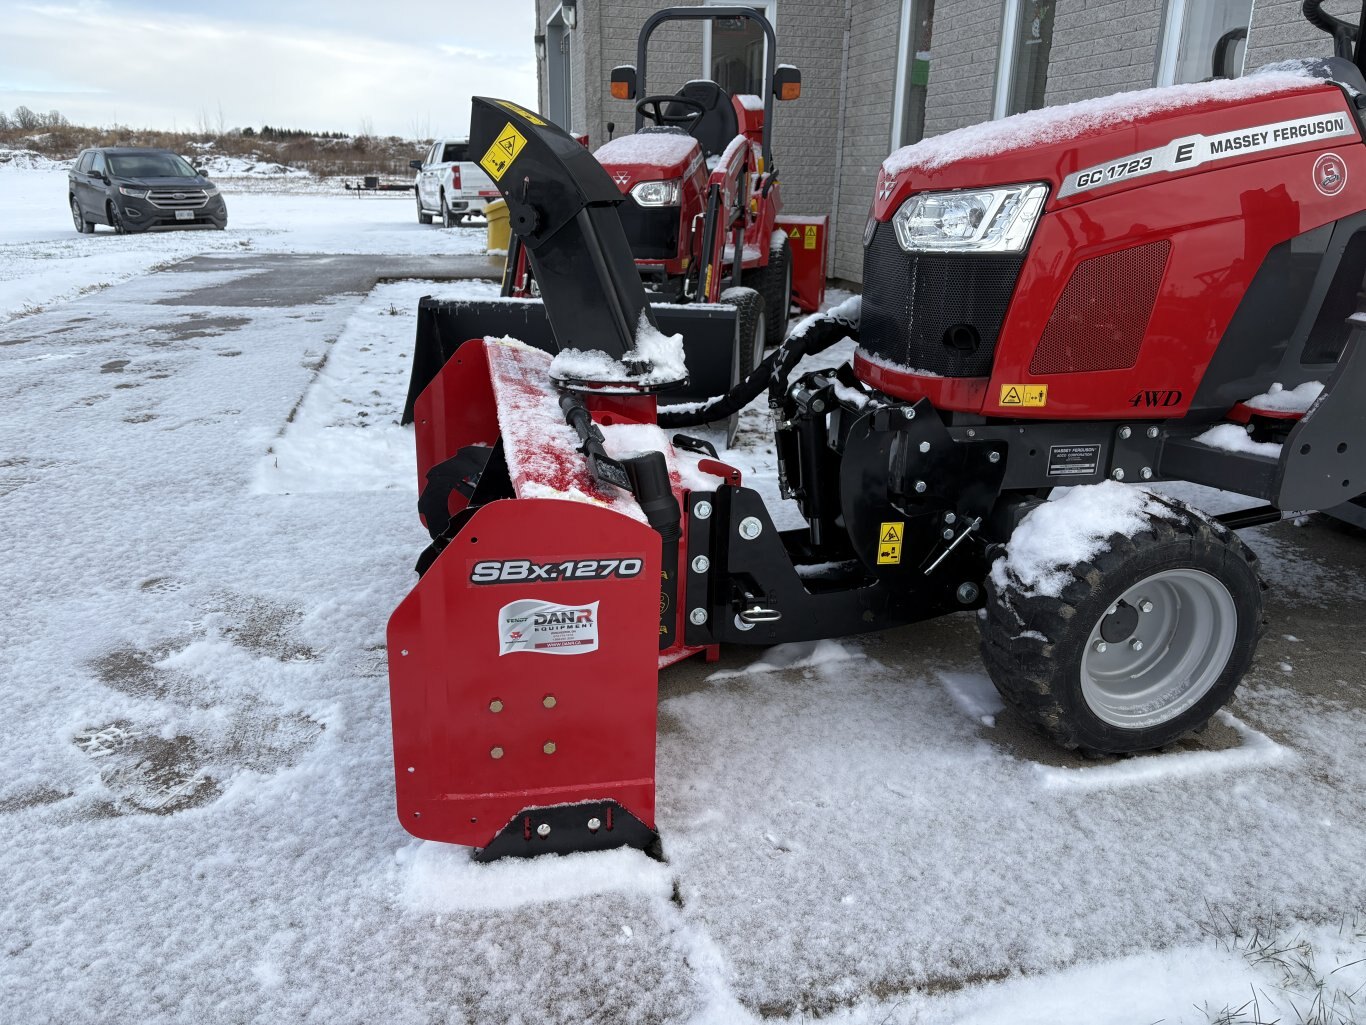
[71, 197, 82, 230]
[1080, 568, 1238, 729]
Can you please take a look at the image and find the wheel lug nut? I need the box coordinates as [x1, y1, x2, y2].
[1130, 638, 1144, 652]
[1139, 599, 1154, 613]
[1093, 640, 1108, 654]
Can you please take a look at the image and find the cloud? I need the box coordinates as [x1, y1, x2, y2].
[0, 0, 538, 138]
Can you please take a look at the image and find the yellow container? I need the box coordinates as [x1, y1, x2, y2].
[485, 199, 510, 254]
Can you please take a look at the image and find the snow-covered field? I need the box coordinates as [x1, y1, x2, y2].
[0, 164, 482, 323]
[2, 164, 1365, 1025]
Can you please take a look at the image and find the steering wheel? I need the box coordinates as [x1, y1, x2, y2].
[635, 94, 707, 130]
[1302, 0, 1360, 59]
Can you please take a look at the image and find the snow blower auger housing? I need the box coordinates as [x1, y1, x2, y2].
[390, 1, 1366, 861]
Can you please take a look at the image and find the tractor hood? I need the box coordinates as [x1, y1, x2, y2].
[594, 132, 703, 190]
[872, 69, 1355, 221]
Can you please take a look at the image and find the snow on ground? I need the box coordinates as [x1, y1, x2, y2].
[0, 165, 480, 321]
[2, 163, 1366, 1024]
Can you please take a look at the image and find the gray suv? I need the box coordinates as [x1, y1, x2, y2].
[69, 147, 228, 234]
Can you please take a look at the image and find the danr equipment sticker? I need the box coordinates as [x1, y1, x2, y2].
[499, 599, 599, 655]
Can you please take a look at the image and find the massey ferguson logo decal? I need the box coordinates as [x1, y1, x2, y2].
[878, 174, 896, 201]
[612, 171, 631, 187]
[1314, 152, 1347, 196]
[1059, 112, 1355, 198]
[498, 599, 600, 656]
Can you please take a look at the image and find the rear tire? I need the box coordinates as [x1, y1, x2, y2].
[752, 234, 792, 347]
[441, 194, 458, 228]
[979, 493, 1264, 754]
[417, 194, 432, 225]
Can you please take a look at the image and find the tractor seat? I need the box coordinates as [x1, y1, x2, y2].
[664, 80, 739, 159]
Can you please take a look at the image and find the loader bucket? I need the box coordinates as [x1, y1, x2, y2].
[402, 297, 741, 427]
[389, 337, 675, 857]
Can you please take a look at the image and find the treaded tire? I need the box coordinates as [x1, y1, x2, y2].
[441, 194, 459, 228]
[750, 233, 792, 347]
[417, 194, 432, 225]
[107, 201, 127, 235]
[979, 493, 1265, 755]
[721, 286, 765, 379]
[71, 195, 92, 234]
[716, 287, 766, 444]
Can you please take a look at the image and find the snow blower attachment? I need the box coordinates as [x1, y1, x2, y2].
[391, 0, 1366, 860]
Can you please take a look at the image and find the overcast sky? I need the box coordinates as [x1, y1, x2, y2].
[0, 0, 539, 139]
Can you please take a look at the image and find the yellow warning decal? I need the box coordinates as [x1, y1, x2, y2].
[1000, 384, 1048, 408]
[496, 100, 546, 126]
[804, 224, 818, 249]
[789, 227, 801, 241]
[877, 521, 904, 565]
[480, 123, 527, 181]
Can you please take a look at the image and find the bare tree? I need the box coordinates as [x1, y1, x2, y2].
[13, 106, 39, 130]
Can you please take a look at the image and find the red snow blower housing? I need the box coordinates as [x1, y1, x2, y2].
[389, 0, 1366, 860]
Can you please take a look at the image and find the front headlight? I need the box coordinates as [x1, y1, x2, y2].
[118, 186, 149, 198]
[630, 179, 681, 207]
[891, 183, 1047, 253]
[203, 184, 220, 197]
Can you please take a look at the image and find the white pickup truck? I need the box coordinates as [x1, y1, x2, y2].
[409, 139, 498, 226]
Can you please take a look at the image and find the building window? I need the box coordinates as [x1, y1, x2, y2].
[1157, 0, 1253, 86]
[703, 0, 776, 96]
[994, 0, 1055, 119]
[892, 0, 935, 148]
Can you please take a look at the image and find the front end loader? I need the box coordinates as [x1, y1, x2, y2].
[389, 0, 1366, 859]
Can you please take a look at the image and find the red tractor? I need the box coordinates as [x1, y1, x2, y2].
[503, 7, 824, 368]
[389, 1, 1366, 860]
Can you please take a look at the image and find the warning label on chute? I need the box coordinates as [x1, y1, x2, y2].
[480, 123, 526, 181]
[498, 599, 599, 655]
[877, 521, 904, 565]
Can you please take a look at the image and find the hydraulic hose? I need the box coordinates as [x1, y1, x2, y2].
[657, 297, 861, 428]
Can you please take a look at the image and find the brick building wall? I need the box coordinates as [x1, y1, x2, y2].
[1043, 0, 1163, 105]
[922, 0, 1003, 137]
[831, 0, 902, 280]
[1245, 0, 1335, 68]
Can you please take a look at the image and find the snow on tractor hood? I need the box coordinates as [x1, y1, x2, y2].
[873, 65, 1347, 216]
[594, 132, 702, 181]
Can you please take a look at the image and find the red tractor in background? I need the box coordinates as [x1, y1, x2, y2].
[505, 7, 825, 365]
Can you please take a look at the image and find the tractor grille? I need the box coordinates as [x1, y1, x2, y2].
[147, 189, 209, 210]
[1029, 240, 1170, 375]
[618, 202, 680, 261]
[860, 222, 1026, 378]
